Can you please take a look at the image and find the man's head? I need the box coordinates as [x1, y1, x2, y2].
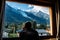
[24, 21, 32, 29]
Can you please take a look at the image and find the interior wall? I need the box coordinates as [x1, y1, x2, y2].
[0, 0, 3, 40]
[56, 0, 60, 39]
[58, 0, 59, 38]
[0, 0, 5, 40]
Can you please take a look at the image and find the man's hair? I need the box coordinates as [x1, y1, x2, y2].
[24, 21, 32, 29]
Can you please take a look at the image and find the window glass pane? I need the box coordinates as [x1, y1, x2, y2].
[2, 1, 52, 38]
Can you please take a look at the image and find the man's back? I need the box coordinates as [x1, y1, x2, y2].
[19, 28, 39, 40]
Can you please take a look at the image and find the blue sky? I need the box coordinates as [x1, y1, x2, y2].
[6, 1, 49, 15]
[6, 1, 33, 11]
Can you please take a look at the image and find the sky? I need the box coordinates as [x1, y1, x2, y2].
[6, 1, 50, 15]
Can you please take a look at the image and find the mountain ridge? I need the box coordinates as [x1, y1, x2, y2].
[4, 3, 50, 25]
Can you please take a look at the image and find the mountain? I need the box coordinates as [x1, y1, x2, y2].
[25, 10, 50, 24]
[30, 11, 50, 24]
[4, 4, 31, 24]
[4, 3, 50, 25]
[24, 12, 47, 24]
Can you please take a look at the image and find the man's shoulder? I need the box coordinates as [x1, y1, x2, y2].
[31, 29, 38, 33]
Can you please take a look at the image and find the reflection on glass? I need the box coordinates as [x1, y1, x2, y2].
[2, 1, 51, 38]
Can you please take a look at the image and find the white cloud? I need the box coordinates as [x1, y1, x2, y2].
[18, 7, 21, 9]
[27, 5, 49, 15]
[31, 6, 42, 12]
[28, 5, 33, 8]
[32, 5, 49, 14]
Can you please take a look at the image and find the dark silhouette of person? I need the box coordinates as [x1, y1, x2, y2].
[19, 21, 39, 40]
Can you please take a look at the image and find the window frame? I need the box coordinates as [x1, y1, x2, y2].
[0, 0, 57, 39]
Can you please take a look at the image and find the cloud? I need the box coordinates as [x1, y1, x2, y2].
[27, 5, 49, 15]
[28, 5, 33, 8]
[32, 5, 49, 14]
[31, 5, 42, 12]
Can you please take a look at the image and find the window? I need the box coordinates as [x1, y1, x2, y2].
[2, 0, 56, 38]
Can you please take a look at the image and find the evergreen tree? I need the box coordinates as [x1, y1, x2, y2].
[39, 24, 46, 29]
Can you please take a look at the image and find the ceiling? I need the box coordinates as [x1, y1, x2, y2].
[7, 0, 56, 4]
[8, 0, 56, 3]
[36, 0, 55, 3]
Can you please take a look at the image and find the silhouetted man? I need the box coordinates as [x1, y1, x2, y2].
[19, 21, 39, 40]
